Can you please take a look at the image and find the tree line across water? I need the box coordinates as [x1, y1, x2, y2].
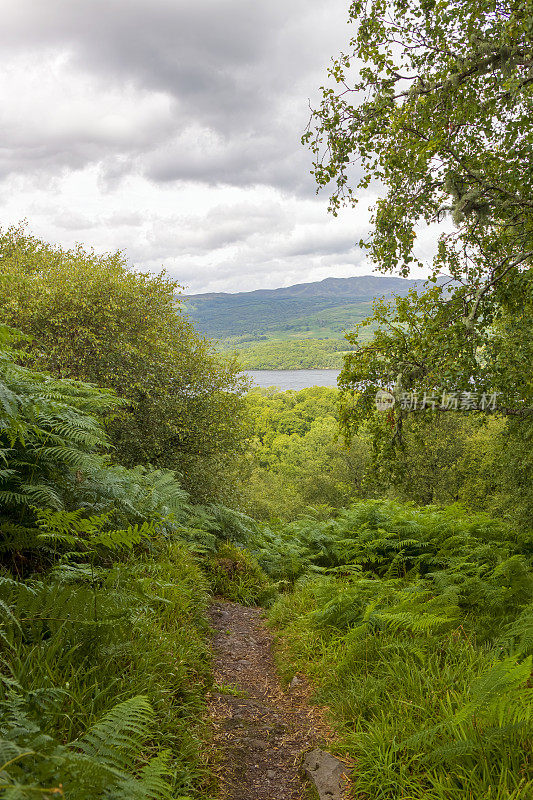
[233, 338, 355, 369]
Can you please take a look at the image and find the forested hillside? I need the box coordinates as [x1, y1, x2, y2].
[183, 275, 437, 338]
[236, 339, 356, 369]
[184, 276, 449, 369]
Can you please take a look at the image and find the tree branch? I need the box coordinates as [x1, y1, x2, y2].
[465, 250, 533, 327]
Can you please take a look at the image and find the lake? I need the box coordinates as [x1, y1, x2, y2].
[244, 369, 341, 391]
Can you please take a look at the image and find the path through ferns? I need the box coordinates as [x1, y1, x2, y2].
[206, 599, 344, 800]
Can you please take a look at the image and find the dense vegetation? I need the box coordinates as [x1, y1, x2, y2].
[0, 319, 267, 798]
[185, 276, 445, 369]
[240, 388, 368, 518]
[2, 322, 530, 797]
[235, 339, 354, 369]
[240, 386, 532, 531]
[0, 225, 249, 503]
[305, 0, 533, 472]
[0, 243, 257, 798]
[1, 247, 531, 798]
[260, 501, 533, 799]
[279, 0, 533, 794]
[1, 0, 532, 797]
[0, 323, 211, 797]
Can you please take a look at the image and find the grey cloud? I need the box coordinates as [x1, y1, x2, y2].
[53, 209, 146, 232]
[180, 250, 369, 294]
[1, 1, 325, 113]
[53, 211, 99, 231]
[0, 0, 350, 192]
[283, 236, 359, 259]
[144, 127, 316, 193]
[0, 0, 386, 295]
[125, 203, 289, 259]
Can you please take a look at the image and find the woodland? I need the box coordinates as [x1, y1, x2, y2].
[0, 0, 532, 798]
[185, 278, 427, 370]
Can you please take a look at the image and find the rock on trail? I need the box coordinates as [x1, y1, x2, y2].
[207, 600, 350, 800]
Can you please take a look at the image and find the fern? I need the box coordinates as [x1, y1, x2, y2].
[0, 326, 209, 797]
[267, 499, 533, 799]
[499, 603, 533, 657]
[0, 326, 119, 524]
[75, 695, 154, 767]
[0, 695, 173, 799]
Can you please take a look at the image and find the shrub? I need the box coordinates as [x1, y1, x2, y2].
[204, 542, 275, 605]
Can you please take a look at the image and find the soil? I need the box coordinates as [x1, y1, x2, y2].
[206, 599, 341, 800]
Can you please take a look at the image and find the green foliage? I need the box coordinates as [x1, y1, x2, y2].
[0, 530, 212, 799]
[457, 417, 533, 531]
[240, 387, 370, 518]
[204, 542, 275, 606]
[35, 507, 157, 556]
[0, 224, 250, 503]
[0, 324, 117, 524]
[304, 0, 533, 505]
[255, 500, 532, 639]
[0, 695, 173, 800]
[235, 338, 354, 370]
[305, 0, 533, 278]
[1, 198, 530, 800]
[337, 281, 533, 444]
[0, 323, 226, 798]
[267, 500, 533, 799]
[342, 396, 533, 530]
[240, 384, 533, 531]
[0, 325, 199, 560]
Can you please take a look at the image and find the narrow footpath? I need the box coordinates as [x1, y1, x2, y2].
[207, 600, 350, 800]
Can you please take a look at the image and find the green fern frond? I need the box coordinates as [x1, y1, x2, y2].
[111, 750, 174, 800]
[75, 696, 154, 769]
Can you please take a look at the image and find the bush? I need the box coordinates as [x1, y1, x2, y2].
[204, 542, 275, 606]
[0, 224, 250, 502]
[0, 529, 212, 798]
[0, 324, 218, 797]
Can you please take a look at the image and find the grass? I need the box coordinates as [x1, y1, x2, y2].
[203, 542, 276, 606]
[270, 579, 533, 799]
[257, 500, 533, 800]
[0, 541, 214, 799]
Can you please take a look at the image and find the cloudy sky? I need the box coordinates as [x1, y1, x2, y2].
[0, 0, 432, 293]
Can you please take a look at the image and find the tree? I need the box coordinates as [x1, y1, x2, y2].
[241, 388, 370, 518]
[304, 0, 533, 420]
[0, 224, 249, 502]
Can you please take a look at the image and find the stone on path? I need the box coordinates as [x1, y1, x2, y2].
[303, 749, 350, 800]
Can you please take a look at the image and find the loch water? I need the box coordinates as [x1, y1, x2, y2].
[244, 369, 341, 391]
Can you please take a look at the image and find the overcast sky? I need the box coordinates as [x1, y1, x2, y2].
[0, 0, 432, 293]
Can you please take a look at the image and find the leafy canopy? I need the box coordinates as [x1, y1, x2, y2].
[0, 224, 250, 502]
[305, 0, 533, 419]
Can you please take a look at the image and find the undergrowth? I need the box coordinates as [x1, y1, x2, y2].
[0, 323, 240, 798]
[263, 500, 533, 799]
[203, 542, 275, 605]
[0, 510, 216, 799]
[2, 319, 532, 799]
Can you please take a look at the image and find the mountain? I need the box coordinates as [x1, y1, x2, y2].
[183, 275, 437, 341]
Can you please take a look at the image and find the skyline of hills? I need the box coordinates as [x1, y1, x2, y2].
[183, 274, 438, 340]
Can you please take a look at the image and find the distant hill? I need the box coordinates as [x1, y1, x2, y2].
[183, 275, 437, 341]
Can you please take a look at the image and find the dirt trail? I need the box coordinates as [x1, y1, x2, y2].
[206, 599, 339, 800]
